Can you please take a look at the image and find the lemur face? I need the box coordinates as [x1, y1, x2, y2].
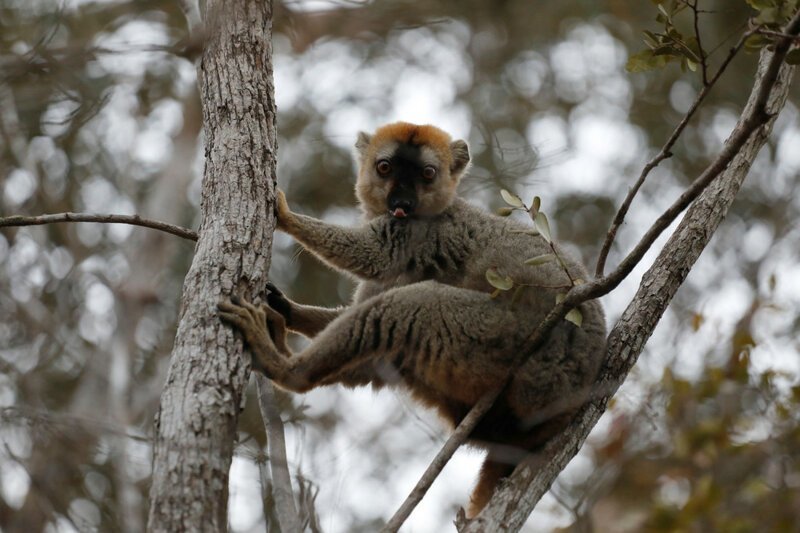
[354, 122, 470, 219]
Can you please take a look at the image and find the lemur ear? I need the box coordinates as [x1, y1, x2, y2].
[450, 140, 470, 176]
[355, 132, 372, 158]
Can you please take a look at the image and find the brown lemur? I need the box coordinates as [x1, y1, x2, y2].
[218, 122, 606, 517]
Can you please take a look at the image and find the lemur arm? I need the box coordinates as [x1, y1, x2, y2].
[265, 282, 344, 338]
[275, 190, 394, 280]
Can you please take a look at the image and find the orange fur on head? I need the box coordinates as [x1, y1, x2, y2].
[371, 122, 457, 168]
[355, 122, 470, 219]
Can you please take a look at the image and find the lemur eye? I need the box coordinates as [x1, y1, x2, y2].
[376, 159, 392, 176]
[422, 165, 437, 180]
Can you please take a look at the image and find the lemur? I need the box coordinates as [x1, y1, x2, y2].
[218, 121, 606, 517]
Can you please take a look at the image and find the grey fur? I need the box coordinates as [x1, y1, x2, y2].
[449, 139, 470, 174]
[219, 124, 606, 516]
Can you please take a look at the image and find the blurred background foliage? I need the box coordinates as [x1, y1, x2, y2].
[0, 0, 799, 531]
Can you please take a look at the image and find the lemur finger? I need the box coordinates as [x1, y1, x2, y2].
[235, 297, 263, 316]
[217, 299, 250, 317]
[266, 284, 292, 319]
[218, 300, 262, 329]
[218, 311, 247, 329]
[265, 281, 284, 297]
[217, 300, 240, 314]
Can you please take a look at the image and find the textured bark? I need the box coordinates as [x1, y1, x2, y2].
[461, 50, 795, 533]
[146, 0, 277, 531]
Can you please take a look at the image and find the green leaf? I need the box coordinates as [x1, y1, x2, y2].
[555, 293, 565, 304]
[746, 0, 777, 9]
[744, 34, 772, 51]
[684, 36, 702, 58]
[685, 58, 698, 72]
[653, 44, 683, 57]
[500, 189, 524, 208]
[534, 212, 551, 243]
[786, 49, 800, 65]
[642, 30, 660, 48]
[565, 308, 583, 327]
[529, 196, 541, 217]
[497, 206, 515, 217]
[626, 49, 670, 72]
[486, 267, 514, 291]
[755, 6, 780, 24]
[524, 254, 556, 266]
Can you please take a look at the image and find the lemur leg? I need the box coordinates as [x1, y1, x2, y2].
[266, 282, 344, 338]
[220, 281, 519, 397]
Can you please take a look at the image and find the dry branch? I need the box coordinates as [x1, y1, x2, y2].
[386, 10, 800, 530]
[463, 39, 797, 533]
[255, 376, 302, 533]
[0, 213, 198, 241]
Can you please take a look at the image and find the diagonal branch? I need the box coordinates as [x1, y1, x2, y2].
[0, 212, 198, 241]
[462, 33, 797, 533]
[383, 9, 800, 531]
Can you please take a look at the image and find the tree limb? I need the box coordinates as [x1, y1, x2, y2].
[255, 376, 302, 533]
[384, 9, 799, 530]
[0, 213, 199, 241]
[462, 41, 796, 533]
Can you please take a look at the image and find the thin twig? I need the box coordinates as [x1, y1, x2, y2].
[0, 213, 199, 241]
[689, 0, 710, 86]
[594, 26, 755, 278]
[383, 10, 800, 529]
[255, 375, 302, 533]
[757, 27, 800, 41]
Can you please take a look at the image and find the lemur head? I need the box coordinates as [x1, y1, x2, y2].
[354, 122, 470, 219]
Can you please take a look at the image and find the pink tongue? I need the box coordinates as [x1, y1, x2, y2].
[392, 208, 407, 218]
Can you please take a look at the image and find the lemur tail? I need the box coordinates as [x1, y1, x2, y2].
[466, 457, 516, 519]
[466, 412, 575, 518]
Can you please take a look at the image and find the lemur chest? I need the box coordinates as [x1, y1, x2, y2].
[395, 230, 473, 283]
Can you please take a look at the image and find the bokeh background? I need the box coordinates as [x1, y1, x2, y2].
[1, 0, 799, 531]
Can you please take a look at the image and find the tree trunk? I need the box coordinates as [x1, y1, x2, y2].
[462, 48, 795, 532]
[147, 0, 277, 530]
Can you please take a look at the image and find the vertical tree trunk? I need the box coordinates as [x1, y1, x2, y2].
[147, 0, 277, 530]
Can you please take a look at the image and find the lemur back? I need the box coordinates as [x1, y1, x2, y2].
[219, 122, 606, 518]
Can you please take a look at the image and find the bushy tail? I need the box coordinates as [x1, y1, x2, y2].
[466, 457, 516, 518]
[466, 412, 576, 518]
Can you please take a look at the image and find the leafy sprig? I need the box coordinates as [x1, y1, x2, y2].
[487, 190, 584, 327]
